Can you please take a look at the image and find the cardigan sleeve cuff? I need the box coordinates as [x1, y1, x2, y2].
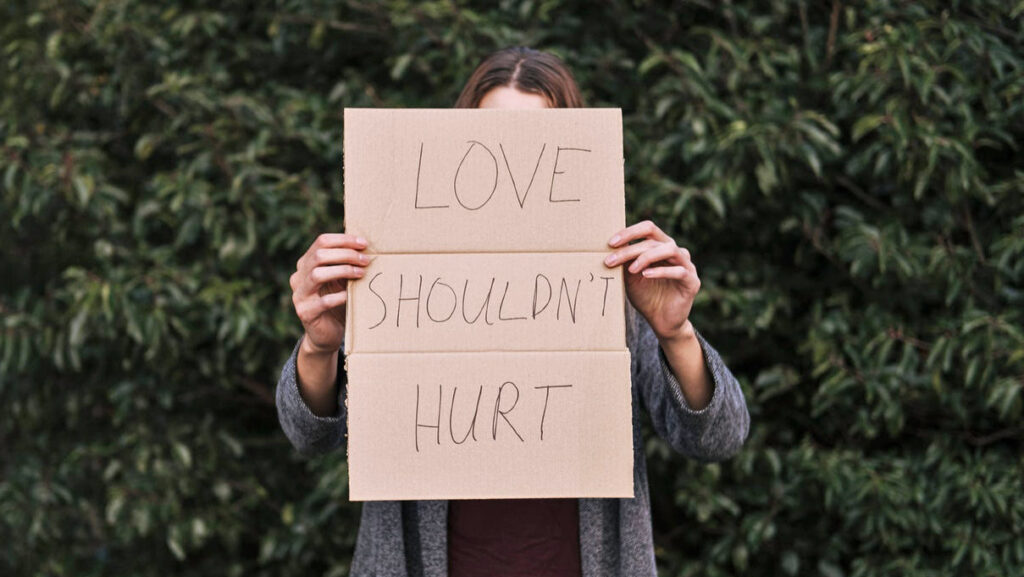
[275, 336, 347, 456]
[289, 334, 344, 420]
[656, 328, 723, 417]
[284, 370, 344, 422]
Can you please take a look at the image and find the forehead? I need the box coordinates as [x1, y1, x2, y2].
[478, 86, 549, 109]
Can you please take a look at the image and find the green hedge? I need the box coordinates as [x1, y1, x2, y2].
[2, 1, 1022, 575]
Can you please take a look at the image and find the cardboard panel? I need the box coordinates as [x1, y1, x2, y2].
[342, 108, 632, 500]
[343, 108, 625, 254]
[345, 252, 626, 353]
[346, 351, 634, 501]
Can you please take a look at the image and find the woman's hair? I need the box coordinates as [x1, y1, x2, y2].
[454, 47, 585, 109]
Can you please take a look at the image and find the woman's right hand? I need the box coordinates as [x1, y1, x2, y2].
[289, 233, 370, 354]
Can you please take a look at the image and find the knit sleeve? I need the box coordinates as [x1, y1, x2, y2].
[628, 303, 750, 462]
[275, 335, 348, 456]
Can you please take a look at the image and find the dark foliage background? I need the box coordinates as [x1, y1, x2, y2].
[2, 1, 1022, 575]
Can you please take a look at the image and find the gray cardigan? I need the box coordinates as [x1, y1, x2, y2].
[276, 303, 750, 576]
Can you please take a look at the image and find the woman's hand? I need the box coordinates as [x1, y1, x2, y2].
[604, 220, 700, 342]
[290, 233, 370, 354]
[605, 220, 712, 409]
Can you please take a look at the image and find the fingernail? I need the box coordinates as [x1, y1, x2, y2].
[604, 254, 616, 266]
[642, 269, 652, 277]
[609, 235, 620, 246]
[357, 237, 367, 246]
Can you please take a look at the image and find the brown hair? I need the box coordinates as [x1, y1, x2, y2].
[454, 47, 585, 109]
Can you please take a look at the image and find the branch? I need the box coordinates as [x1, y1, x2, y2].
[962, 203, 987, 265]
[965, 425, 1024, 447]
[826, 1, 841, 68]
[836, 176, 889, 212]
[239, 377, 276, 407]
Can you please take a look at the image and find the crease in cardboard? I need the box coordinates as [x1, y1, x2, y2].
[342, 108, 633, 501]
[347, 349, 628, 355]
[353, 250, 622, 256]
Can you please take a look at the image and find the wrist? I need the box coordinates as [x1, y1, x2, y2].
[300, 333, 341, 358]
[656, 319, 696, 346]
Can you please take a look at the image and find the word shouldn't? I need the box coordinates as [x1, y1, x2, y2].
[366, 272, 616, 329]
[414, 381, 573, 451]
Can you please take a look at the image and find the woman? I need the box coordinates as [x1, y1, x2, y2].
[276, 47, 750, 577]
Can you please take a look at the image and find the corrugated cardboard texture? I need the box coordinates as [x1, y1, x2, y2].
[343, 108, 632, 500]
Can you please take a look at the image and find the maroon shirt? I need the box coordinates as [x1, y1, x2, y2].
[448, 498, 582, 577]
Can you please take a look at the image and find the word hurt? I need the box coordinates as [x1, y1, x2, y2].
[414, 381, 574, 451]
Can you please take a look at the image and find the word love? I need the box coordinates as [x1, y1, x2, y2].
[414, 381, 574, 452]
[413, 141, 592, 211]
[365, 271, 617, 329]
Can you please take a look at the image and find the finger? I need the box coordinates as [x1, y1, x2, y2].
[319, 290, 348, 309]
[642, 265, 701, 293]
[300, 237, 372, 272]
[294, 291, 348, 323]
[608, 220, 672, 247]
[677, 246, 692, 266]
[683, 257, 698, 277]
[312, 233, 369, 251]
[603, 239, 660, 268]
[294, 294, 327, 324]
[640, 266, 689, 280]
[308, 248, 372, 269]
[308, 264, 366, 288]
[628, 242, 686, 274]
[674, 246, 698, 276]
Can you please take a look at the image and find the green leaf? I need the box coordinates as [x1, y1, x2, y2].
[135, 134, 160, 160]
[167, 533, 186, 561]
[852, 115, 886, 142]
[172, 442, 192, 469]
[391, 53, 413, 80]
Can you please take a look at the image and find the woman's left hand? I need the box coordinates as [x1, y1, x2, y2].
[604, 220, 700, 341]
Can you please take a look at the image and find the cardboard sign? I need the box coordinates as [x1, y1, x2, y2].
[343, 108, 633, 500]
[347, 252, 625, 353]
